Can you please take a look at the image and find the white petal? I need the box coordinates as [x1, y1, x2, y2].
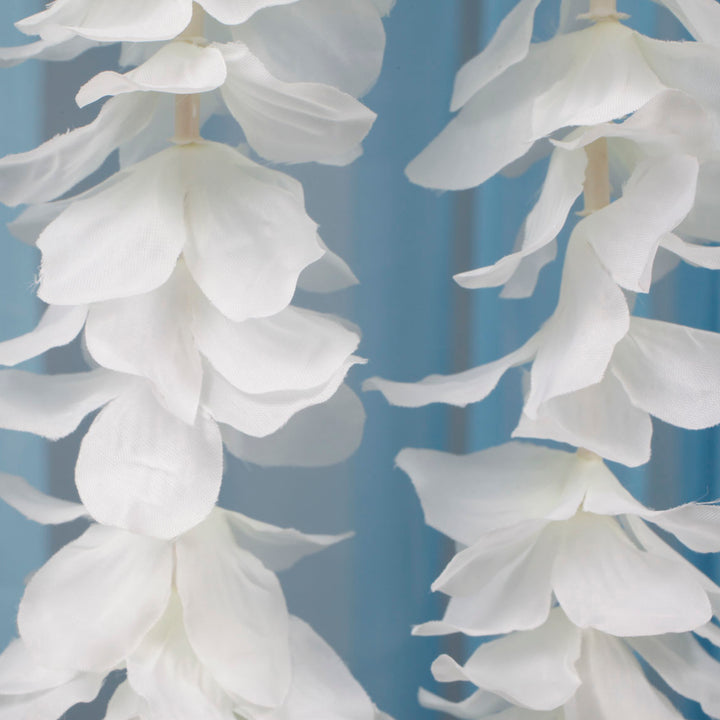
[652, 0, 720, 45]
[234, 0, 386, 97]
[184, 143, 323, 321]
[0, 368, 130, 440]
[0, 94, 157, 206]
[19, 524, 173, 671]
[222, 509, 351, 572]
[0, 305, 86, 367]
[222, 384, 364, 467]
[420, 522, 556, 637]
[525, 236, 629, 415]
[0, 473, 87, 525]
[584, 155, 698, 292]
[297, 242, 358, 293]
[220, 42, 375, 165]
[103, 681, 143, 720]
[661, 233, 720, 270]
[8, 201, 69, 247]
[553, 513, 711, 635]
[500, 239, 557, 299]
[680, 161, 720, 243]
[195, 303, 358, 394]
[364, 334, 539, 408]
[259, 616, 375, 720]
[17, 0, 193, 42]
[85, 267, 203, 424]
[396, 443, 584, 546]
[567, 631, 683, 720]
[37, 150, 187, 305]
[613, 317, 720, 429]
[0, 639, 76, 694]
[451, 0, 541, 111]
[432, 610, 581, 711]
[454, 147, 586, 291]
[0, 36, 97, 68]
[203, 356, 360, 437]
[629, 633, 720, 718]
[514, 371, 653, 467]
[75, 385, 222, 539]
[199, 0, 297, 25]
[0, 673, 104, 720]
[175, 513, 291, 708]
[127, 594, 235, 720]
[418, 688, 509, 719]
[77, 42, 227, 107]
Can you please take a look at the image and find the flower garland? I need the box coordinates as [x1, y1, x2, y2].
[368, 0, 720, 717]
[0, 1, 393, 717]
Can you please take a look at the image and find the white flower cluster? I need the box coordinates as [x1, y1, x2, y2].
[368, 0, 720, 717]
[0, 1, 393, 718]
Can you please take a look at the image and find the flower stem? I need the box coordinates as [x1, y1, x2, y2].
[583, 138, 610, 213]
[590, 0, 617, 14]
[174, 3, 205, 143]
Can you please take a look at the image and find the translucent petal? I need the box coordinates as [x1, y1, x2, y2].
[0, 473, 87, 525]
[651, 0, 720, 45]
[297, 242, 359, 293]
[0, 305, 87, 367]
[661, 233, 720, 271]
[75, 385, 223, 539]
[19, 524, 173, 671]
[0, 639, 76, 694]
[221, 384, 364, 467]
[198, 0, 298, 25]
[103, 682, 143, 720]
[77, 42, 227, 107]
[0, 94, 157, 206]
[175, 513, 291, 708]
[220, 42, 375, 165]
[613, 317, 720, 430]
[0, 36, 97, 69]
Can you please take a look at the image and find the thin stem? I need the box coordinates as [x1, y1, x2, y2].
[583, 138, 610, 213]
[174, 3, 205, 143]
[590, 0, 617, 14]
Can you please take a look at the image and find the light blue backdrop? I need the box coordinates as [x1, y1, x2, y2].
[0, 2, 718, 720]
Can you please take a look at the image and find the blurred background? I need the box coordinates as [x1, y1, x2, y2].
[1, 1, 719, 719]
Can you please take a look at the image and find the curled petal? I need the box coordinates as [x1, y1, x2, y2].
[0, 473, 88, 526]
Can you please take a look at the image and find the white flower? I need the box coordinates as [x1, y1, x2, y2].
[420, 607, 720, 720]
[407, 16, 720, 191]
[0, 475, 383, 720]
[397, 442, 720, 637]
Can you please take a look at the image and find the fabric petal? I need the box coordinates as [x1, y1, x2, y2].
[0, 673, 104, 720]
[432, 609, 581, 711]
[37, 150, 187, 305]
[198, 0, 297, 25]
[0, 368, 130, 440]
[419, 522, 557, 637]
[127, 594, 235, 720]
[0, 36, 97, 69]
[194, 302, 358, 394]
[16, 0, 193, 43]
[220, 42, 375, 165]
[85, 267, 203, 424]
[77, 42, 227, 107]
[0, 639, 76, 694]
[297, 242, 359, 293]
[418, 689, 510, 720]
[203, 356, 360, 438]
[396, 443, 584, 546]
[222, 509, 351, 572]
[0, 473, 88, 525]
[567, 631, 683, 720]
[451, 0, 541, 111]
[525, 236, 629, 415]
[613, 317, 720, 430]
[0, 305, 87, 367]
[175, 513, 291, 708]
[364, 333, 539, 408]
[584, 154, 698, 292]
[234, 0, 386, 97]
[500, 239, 557, 299]
[0, 94, 157, 206]
[514, 371, 653, 467]
[221, 384, 364, 467]
[553, 513, 711, 635]
[629, 633, 720, 718]
[18, 523, 173, 672]
[661, 233, 720, 270]
[103, 681, 143, 720]
[75, 385, 222, 539]
[256, 616, 376, 720]
[454, 147, 586, 291]
[184, 143, 323, 321]
[651, 0, 720, 45]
